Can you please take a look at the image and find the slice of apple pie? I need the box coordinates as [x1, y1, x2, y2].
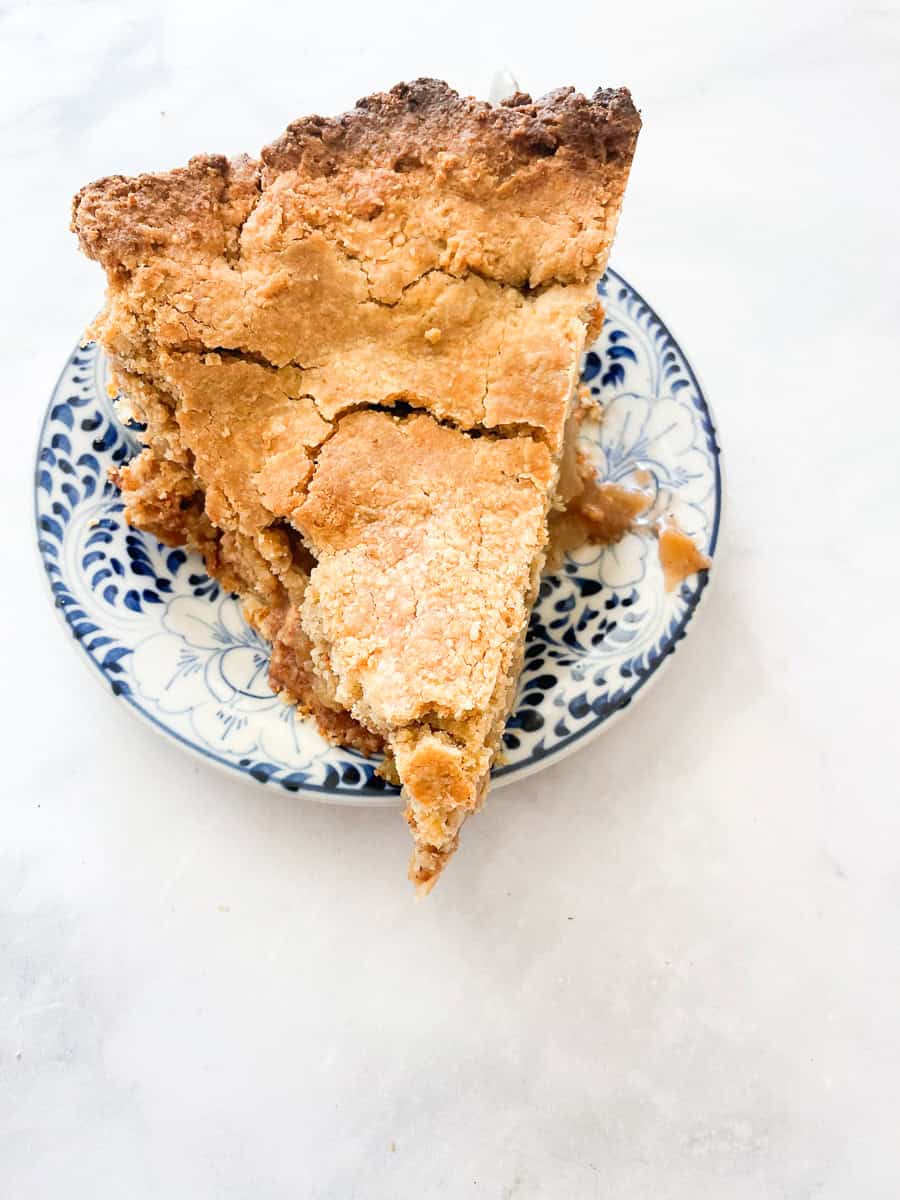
[72, 79, 640, 892]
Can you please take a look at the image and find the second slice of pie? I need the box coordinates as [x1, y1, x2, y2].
[72, 79, 641, 891]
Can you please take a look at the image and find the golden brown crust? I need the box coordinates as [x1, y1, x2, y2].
[293, 409, 553, 731]
[72, 154, 260, 275]
[73, 79, 640, 892]
[160, 353, 331, 533]
[72, 81, 639, 449]
[72, 86, 638, 292]
[73, 82, 639, 286]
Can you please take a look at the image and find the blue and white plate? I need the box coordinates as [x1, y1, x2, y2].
[34, 270, 721, 804]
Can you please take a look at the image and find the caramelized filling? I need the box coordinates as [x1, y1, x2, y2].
[658, 521, 712, 592]
[549, 456, 710, 593]
[547, 478, 650, 571]
[264, 603, 385, 756]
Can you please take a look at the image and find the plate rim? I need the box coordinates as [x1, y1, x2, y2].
[33, 267, 722, 807]
[489, 267, 724, 786]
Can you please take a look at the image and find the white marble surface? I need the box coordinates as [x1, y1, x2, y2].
[2, 1, 899, 1195]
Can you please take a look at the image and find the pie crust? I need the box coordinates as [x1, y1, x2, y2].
[73, 79, 641, 891]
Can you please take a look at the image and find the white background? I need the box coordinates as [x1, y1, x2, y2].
[2, 1, 899, 1196]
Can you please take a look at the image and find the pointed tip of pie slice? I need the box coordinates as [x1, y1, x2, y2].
[396, 728, 488, 895]
[408, 844, 456, 898]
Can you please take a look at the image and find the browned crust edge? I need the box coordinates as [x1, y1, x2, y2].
[71, 79, 640, 273]
[261, 79, 641, 177]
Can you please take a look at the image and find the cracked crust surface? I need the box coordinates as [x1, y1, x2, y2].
[294, 410, 553, 730]
[292, 409, 553, 894]
[73, 79, 638, 445]
[75, 80, 639, 290]
[73, 79, 640, 891]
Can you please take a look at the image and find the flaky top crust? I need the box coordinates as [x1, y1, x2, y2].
[72, 79, 639, 291]
[295, 409, 553, 730]
[73, 153, 261, 276]
[72, 81, 639, 445]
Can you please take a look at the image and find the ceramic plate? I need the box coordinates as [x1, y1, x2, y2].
[34, 270, 721, 804]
